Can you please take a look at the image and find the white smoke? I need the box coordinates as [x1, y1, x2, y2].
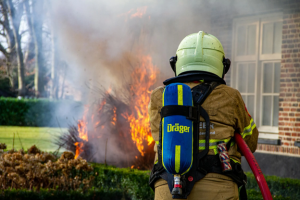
[49, 0, 211, 102]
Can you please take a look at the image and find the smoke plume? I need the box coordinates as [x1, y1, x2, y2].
[49, 0, 211, 102]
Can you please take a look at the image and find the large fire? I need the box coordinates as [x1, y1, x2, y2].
[73, 55, 158, 166]
[123, 56, 155, 156]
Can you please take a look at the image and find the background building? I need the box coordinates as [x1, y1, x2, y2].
[209, 0, 300, 178]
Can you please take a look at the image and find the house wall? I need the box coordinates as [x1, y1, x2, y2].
[210, 0, 300, 156]
[274, 3, 300, 155]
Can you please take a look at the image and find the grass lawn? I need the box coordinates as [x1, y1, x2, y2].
[0, 126, 67, 152]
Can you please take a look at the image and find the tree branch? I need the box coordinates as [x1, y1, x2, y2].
[0, 41, 7, 56]
[0, 0, 15, 50]
[19, 29, 28, 36]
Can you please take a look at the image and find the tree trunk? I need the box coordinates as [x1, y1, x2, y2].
[0, 0, 17, 91]
[33, 0, 44, 97]
[6, 0, 26, 96]
[6, 55, 15, 89]
[25, 0, 45, 97]
[50, 28, 59, 99]
[46, 0, 59, 99]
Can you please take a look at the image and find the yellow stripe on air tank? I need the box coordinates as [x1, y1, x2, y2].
[162, 88, 165, 107]
[162, 118, 166, 170]
[175, 145, 181, 173]
[176, 85, 182, 174]
[177, 85, 183, 105]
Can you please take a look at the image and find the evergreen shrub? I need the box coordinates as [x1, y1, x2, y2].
[245, 172, 299, 199]
[0, 188, 127, 200]
[0, 164, 298, 200]
[0, 97, 82, 127]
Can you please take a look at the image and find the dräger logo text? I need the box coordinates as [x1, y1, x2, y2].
[167, 123, 190, 133]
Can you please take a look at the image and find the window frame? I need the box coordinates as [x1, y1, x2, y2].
[235, 62, 257, 119]
[259, 15, 283, 61]
[231, 13, 283, 135]
[259, 61, 281, 133]
[233, 17, 260, 62]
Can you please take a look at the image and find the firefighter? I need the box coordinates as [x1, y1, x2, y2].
[148, 31, 259, 200]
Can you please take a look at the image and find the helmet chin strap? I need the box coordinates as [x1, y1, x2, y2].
[169, 56, 177, 76]
[222, 57, 231, 78]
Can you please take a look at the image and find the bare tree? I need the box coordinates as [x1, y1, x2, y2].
[0, 0, 19, 90]
[24, 0, 45, 97]
[0, 0, 64, 98]
[5, 0, 26, 96]
[50, 26, 58, 99]
[44, 0, 59, 99]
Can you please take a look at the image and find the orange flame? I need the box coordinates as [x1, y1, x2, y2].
[74, 142, 83, 159]
[123, 55, 157, 156]
[78, 106, 89, 142]
[130, 6, 147, 18]
[74, 55, 157, 161]
[111, 107, 117, 126]
[75, 106, 89, 158]
[118, 6, 148, 22]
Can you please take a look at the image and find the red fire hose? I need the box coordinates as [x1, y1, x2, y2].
[234, 133, 273, 200]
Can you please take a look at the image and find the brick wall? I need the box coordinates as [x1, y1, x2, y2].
[258, 1, 300, 155]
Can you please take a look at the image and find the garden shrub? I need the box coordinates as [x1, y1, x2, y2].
[91, 164, 298, 200]
[0, 97, 82, 127]
[91, 164, 154, 200]
[0, 188, 128, 200]
[0, 162, 298, 199]
[245, 172, 300, 199]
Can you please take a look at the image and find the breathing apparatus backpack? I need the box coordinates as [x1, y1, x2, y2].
[161, 83, 194, 195]
[149, 81, 218, 198]
[149, 81, 248, 199]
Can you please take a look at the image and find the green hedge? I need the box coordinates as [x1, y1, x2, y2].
[245, 172, 299, 199]
[0, 97, 82, 127]
[0, 188, 128, 200]
[91, 164, 153, 200]
[91, 165, 297, 200]
[91, 164, 297, 200]
[0, 164, 298, 199]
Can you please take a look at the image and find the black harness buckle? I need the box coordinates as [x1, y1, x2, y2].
[187, 106, 197, 121]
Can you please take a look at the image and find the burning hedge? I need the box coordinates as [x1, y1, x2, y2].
[0, 145, 94, 190]
[57, 55, 157, 170]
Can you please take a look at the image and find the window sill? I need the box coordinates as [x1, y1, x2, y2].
[258, 132, 279, 140]
[258, 127, 279, 136]
[295, 141, 300, 148]
[257, 129, 280, 145]
[258, 138, 281, 145]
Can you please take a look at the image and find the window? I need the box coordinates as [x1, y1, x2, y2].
[231, 13, 282, 135]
